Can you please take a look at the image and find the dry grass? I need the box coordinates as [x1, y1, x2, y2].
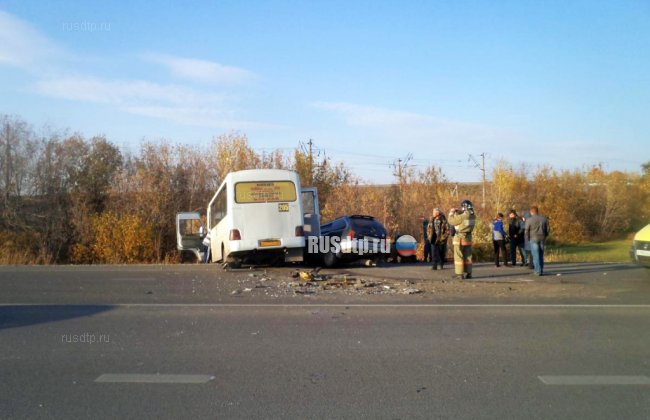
[545, 240, 631, 263]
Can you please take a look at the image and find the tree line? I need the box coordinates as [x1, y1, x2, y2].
[1, 114, 649, 264]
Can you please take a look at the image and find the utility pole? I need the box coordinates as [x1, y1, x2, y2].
[481, 152, 486, 209]
[391, 153, 412, 186]
[299, 139, 317, 186]
[394, 158, 403, 183]
[387, 154, 412, 236]
[469, 153, 487, 208]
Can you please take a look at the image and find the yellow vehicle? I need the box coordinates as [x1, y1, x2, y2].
[630, 224, 650, 267]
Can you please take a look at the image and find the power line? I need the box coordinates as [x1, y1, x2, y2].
[468, 153, 487, 208]
[390, 153, 413, 184]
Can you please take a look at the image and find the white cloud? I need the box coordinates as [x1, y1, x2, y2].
[310, 101, 531, 182]
[34, 75, 277, 130]
[35, 75, 225, 106]
[312, 101, 514, 144]
[0, 10, 64, 67]
[124, 105, 281, 130]
[311, 101, 642, 182]
[143, 53, 256, 85]
[0, 10, 266, 130]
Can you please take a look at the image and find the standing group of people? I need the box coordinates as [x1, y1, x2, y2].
[423, 200, 549, 279]
[491, 207, 549, 276]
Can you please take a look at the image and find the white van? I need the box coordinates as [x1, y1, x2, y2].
[175, 169, 320, 267]
[204, 169, 310, 267]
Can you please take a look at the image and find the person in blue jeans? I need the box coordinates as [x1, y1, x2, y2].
[524, 206, 549, 276]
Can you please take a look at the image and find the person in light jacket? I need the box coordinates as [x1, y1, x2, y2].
[448, 200, 476, 280]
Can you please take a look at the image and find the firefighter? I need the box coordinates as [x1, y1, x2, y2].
[448, 199, 476, 279]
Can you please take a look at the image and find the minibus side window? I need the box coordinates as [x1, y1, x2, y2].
[211, 186, 227, 226]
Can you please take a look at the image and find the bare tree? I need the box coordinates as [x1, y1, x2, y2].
[0, 115, 38, 229]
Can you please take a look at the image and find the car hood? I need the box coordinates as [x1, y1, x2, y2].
[634, 224, 650, 242]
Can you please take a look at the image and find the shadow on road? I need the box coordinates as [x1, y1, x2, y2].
[339, 261, 645, 282]
[543, 263, 641, 276]
[0, 305, 115, 330]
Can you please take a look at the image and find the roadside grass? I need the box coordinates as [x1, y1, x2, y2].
[470, 239, 632, 263]
[545, 239, 631, 263]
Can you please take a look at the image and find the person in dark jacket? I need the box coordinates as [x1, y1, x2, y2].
[524, 206, 550, 276]
[428, 208, 449, 270]
[422, 216, 432, 263]
[491, 212, 508, 267]
[507, 209, 526, 266]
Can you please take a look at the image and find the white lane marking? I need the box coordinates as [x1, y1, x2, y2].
[95, 374, 215, 384]
[2, 303, 650, 308]
[539, 376, 650, 385]
[111, 277, 157, 281]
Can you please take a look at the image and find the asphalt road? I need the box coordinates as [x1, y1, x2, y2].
[1, 264, 649, 419]
[1, 262, 649, 304]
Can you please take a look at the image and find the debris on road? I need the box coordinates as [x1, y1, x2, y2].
[221, 263, 581, 299]
[299, 271, 312, 281]
[294, 289, 316, 295]
[268, 270, 416, 296]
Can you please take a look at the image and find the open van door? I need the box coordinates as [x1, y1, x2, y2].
[175, 212, 206, 263]
[301, 188, 320, 237]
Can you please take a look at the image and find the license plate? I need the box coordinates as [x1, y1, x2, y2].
[278, 203, 289, 212]
[259, 240, 281, 247]
[636, 249, 650, 257]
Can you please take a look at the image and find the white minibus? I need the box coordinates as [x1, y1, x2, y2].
[206, 169, 306, 267]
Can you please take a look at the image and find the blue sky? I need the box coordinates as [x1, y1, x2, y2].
[1, 0, 648, 182]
